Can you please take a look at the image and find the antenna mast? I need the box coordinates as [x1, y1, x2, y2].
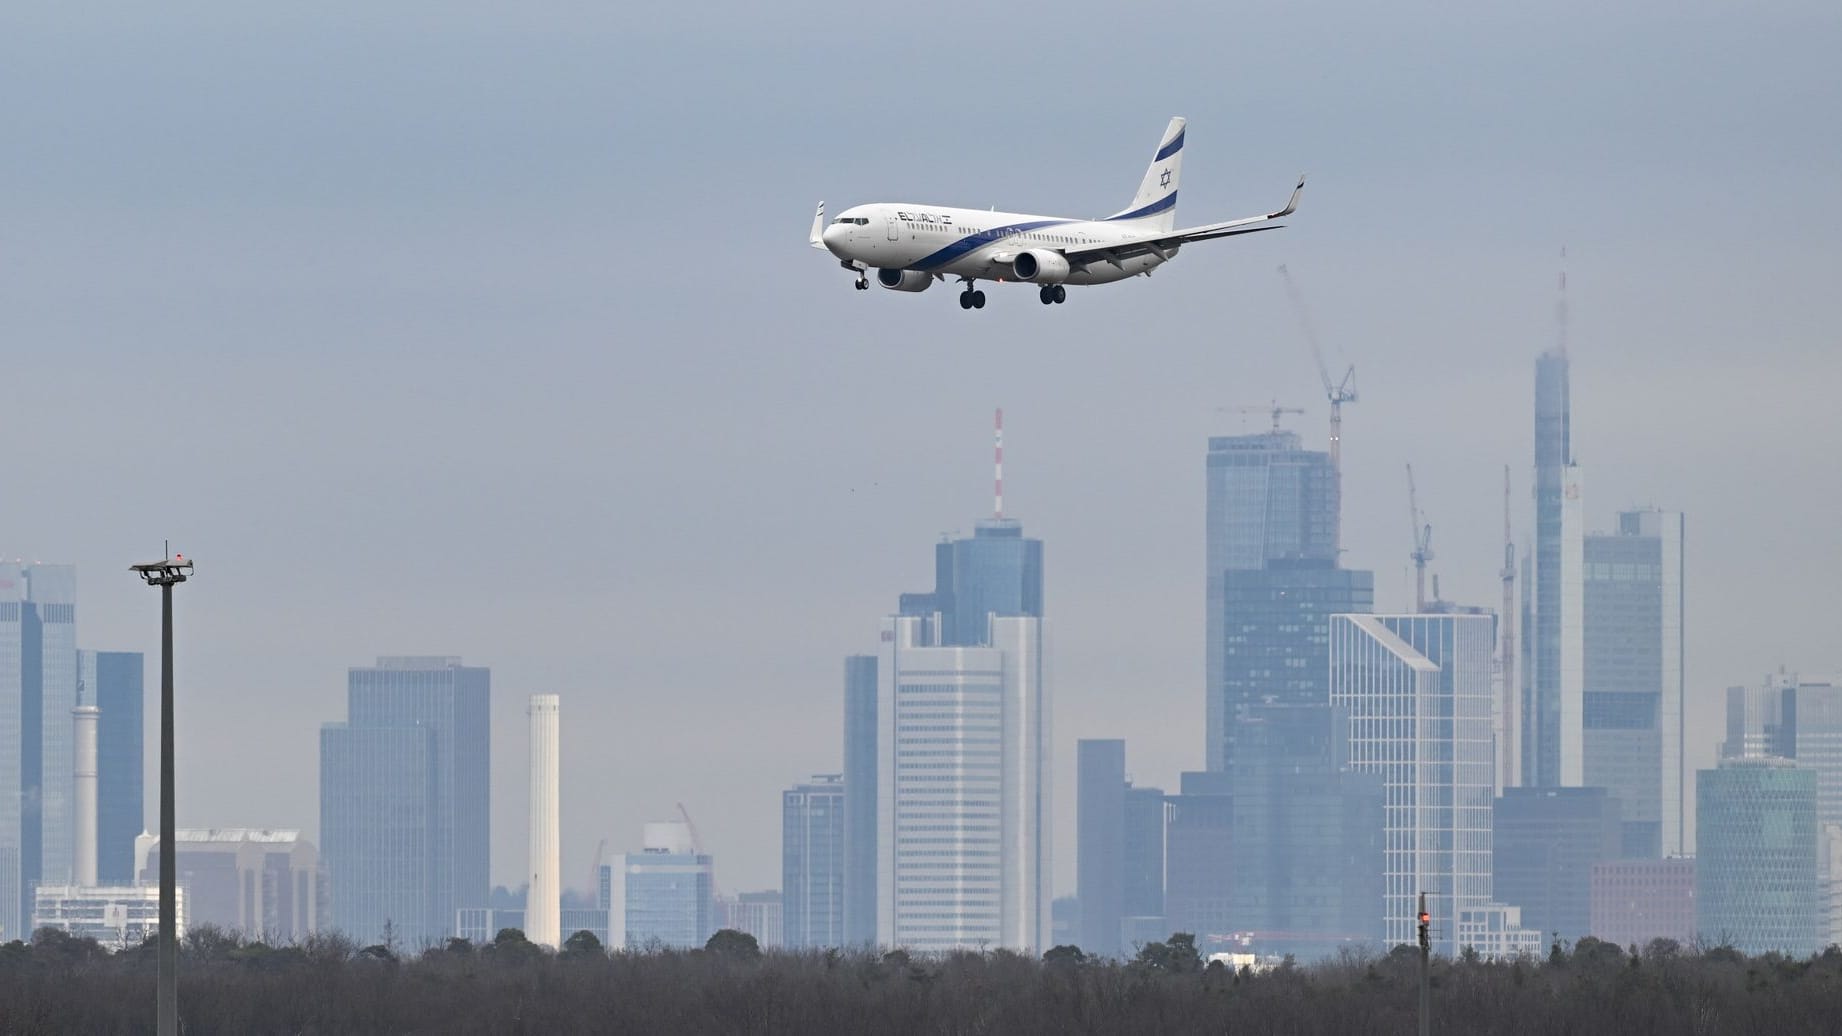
[993, 407, 1004, 519]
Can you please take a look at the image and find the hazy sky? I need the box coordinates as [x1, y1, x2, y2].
[5, 2, 1840, 897]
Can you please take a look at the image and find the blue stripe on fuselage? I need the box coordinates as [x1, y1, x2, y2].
[1154, 131, 1184, 161]
[910, 218, 1073, 272]
[1106, 192, 1177, 222]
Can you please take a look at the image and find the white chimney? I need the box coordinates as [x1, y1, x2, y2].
[527, 694, 561, 949]
[73, 705, 100, 888]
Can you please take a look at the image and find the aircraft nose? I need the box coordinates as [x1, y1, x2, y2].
[822, 222, 849, 251]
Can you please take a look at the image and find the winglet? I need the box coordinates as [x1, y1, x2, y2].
[1269, 175, 1305, 219]
[809, 201, 827, 249]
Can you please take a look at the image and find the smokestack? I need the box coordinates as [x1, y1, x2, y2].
[527, 694, 561, 949]
[74, 705, 100, 888]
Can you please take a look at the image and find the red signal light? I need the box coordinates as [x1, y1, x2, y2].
[1418, 912, 1430, 925]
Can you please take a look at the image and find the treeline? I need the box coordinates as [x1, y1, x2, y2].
[3, 926, 1841, 1034]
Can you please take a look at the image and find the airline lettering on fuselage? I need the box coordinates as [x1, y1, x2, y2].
[895, 211, 954, 226]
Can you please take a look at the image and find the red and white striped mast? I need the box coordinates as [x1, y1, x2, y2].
[993, 407, 1004, 519]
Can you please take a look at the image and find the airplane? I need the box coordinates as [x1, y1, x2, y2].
[808, 116, 1303, 310]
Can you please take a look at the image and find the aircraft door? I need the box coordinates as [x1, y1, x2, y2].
[886, 214, 900, 241]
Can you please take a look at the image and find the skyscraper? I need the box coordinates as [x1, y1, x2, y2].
[878, 611, 1048, 952]
[841, 655, 877, 946]
[1076, 740, 1127, 956]
[1162, 770, 1233, 944]
[1228, 702, 1385, 959]
[1527, 349, 1585, 788]
[1121, 783, 1167, 934]
[1204, 431, 1342, 772]
[1582, 509, 1686, 856]
[1696, 758, 1820, 956]
[0, 562, 79, 938]
[320, 656, 489, 946]
[78, 651, 143, 885]
[1492, 787, 1622, 943]
[782, 775, 845, 948]
[1329, 613, 1498, 954]
[898, 519, 1044, 647]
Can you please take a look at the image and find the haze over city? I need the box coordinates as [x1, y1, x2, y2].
[6, 0, 1840, 913]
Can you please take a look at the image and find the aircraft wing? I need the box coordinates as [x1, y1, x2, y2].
[1063, 175, 1304, 268]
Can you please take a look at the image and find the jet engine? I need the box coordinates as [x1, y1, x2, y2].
[877, 268, 933, 292]
[1011, 249, 1071, 284]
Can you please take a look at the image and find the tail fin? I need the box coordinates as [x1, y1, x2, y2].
[1108, 116, 1184, 231]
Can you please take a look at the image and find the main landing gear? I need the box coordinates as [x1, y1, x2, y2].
[958, 283, 987, 310]
[1038, 285, 1067, 305]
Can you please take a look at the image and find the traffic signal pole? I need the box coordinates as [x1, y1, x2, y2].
[1418, 892, 1431, 1036]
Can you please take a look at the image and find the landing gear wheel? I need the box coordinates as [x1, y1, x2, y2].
[1039, 285, 1055, 305]
[972, 290, 986, 309]
[855, 279, 869, 291]
[959, 292, 973, 310]
[1053, 285, 1067, 304]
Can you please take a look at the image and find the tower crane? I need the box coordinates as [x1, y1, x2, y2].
[1220, 401, 1306, 433]
[1278, 265, 1358, 471]
[1406, 464, 1434, 611]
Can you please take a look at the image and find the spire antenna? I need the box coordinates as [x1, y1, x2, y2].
[993, 407, 1004, 519]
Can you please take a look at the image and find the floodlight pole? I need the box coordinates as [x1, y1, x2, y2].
[133, 550, 191, 1036]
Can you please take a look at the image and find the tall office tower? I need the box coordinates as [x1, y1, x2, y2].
[1121, 783, 1167, 935]
[608, 821, 714, 950]
[1581, 509, 1686, 857]
[526, 694, 561, 949]
[841, 655, 877, 946]
[0, 562, 79, 937]
[1697, 758, 1820, 956]
[877, 611, 1048, 952]
[1330, 613, 1500, 954]
[1076, 740, 1127, 956]
[1229, 702, 1386, 960]
[77, 651, 143, 884]
[1163, 771, 1233, 944]
[320, 656, 489, 946]
[782, 774, 845, 948]
[1527, 349, 1585, 788]
[1492, 787, 1622, 944]
[1204, 431, 1344, 772]
[897, 520, 1044, 647]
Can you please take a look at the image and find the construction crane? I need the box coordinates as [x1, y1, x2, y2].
[1278, 265, 1358, 471]
[676, 802, 721, 900]
[1406, 464, 1434, 611]
[1221, 401, 1306, 433]
[1499, 465, 1518, 789]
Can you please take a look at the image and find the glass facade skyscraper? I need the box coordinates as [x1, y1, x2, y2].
[1203, 431, 1349, 772]
[319, 656, 489, 946]
[1582, 509, 1685, 856]
[1697, 758, 1820, 956]
[0, 562, 79, 938]
[1492, 787, 1622, 943]
[1217, 561, 1373, 770]
[1330, 613, 1499, 954]
[841, 655, 877, 946]
[782, 775, 845, 948]
[898, 518, 1043, 648]
[1076, 739, 1127, 956]
[78, 651, 144, 885]
[1527, 349, 1585, 788]
[1228, 702, 1385, 959]
[609, 822, 713, 950]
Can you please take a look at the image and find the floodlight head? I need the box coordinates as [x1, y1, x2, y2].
[131, 554, 193, 587]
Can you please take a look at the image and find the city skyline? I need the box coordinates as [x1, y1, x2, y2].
[6, 2, 1840, 906]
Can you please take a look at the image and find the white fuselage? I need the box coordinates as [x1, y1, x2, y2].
[820, 203, 1170, 286]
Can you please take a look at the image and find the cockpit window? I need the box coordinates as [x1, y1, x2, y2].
[831, 217, 870, 225]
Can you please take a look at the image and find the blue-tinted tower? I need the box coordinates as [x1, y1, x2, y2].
[899, 519, 1043, 647]
[842, 655, 877, 946]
